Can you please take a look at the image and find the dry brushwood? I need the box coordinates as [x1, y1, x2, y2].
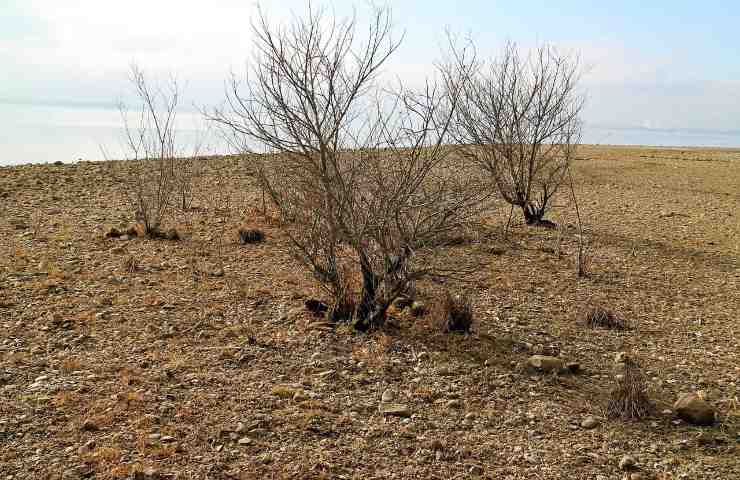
[107, 64, 202, 238]
[209, 5, 485, 331]
[606, 358, 653, 420]
[238, 228, 265, 244]
[122, 256, 139, 273]
[444, 39, 583, 225]
[440, 291, 474, 333]
[582, 305, 628, 330]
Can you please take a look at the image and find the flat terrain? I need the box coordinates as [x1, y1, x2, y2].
[0, 145, 738, 479]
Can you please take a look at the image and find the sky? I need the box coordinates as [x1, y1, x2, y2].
[1, 0, 740, 162]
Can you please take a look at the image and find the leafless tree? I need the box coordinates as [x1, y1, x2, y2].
[110, 64, 201, 236]
[445, 40, 584, 226]
[209, 5, 483, 330]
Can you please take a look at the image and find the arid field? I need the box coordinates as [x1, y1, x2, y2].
[0, 145, 738, 479]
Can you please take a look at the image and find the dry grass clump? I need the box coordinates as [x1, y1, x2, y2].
[581, 305, 628, 330]
[606, 359, 653, 420]
[122, 255, 139, 273]
[238, 227, 265, 244]
[437, 291, 474, 333]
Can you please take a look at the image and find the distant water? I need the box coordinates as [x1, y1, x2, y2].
[1, 104, 739, 165]
[0, 104, 222, 166]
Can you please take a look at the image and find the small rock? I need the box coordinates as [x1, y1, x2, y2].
[292, 390, 309, 402]
[238, 437, 252, 445]
[446, 399, 462, 409]
[464, 412, 476, 421]
[581, 416, 600, 429]
[526, 355, 564, 373]
[379, 403, 411, 418]
[468, 464, 484, 476]
[619, 455, 636, 471]
[674, 392, 716, 426]
[78, 440, 95, 456]
[81, 419, 98, 432]
[614, 352, 628, 364]
[381, 389, 394, 403]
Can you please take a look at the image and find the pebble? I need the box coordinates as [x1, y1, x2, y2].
[381, 389, 394, 403]
[581, 416, 600, 429]
[619, 454, 636, 471]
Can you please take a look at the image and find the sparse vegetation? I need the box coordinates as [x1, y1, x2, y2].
[445, 40, 583, 226]
[107, 64, 201, 238]
[209, 5, 483, 330]
[438, 291, 474, 333]
[0, 1, 738, 477]
[581, 305, 629, 330]
[607, 358, 654, 420]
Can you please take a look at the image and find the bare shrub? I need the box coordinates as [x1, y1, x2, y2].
[108, 65, 201, 237]
[445, 40, 584, 226]
[438, 291, 474, 333]
[607, 358, 653, 420]
[209, 5, 483, 330]
[581, 305, 628, 330]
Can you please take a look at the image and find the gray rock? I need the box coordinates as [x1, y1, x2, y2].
[674, 392, 716, 426]
[619, 454, 636, 471]
[379, 403, 411, 418]
[614, 352, 628, 364]
[381, 389, 394, 403]
[581, 416, 600, 429]
[526, 355, 564, 373]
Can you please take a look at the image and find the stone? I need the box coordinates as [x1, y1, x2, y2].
[381, 389, 394, 403]
[614, 352, 628, 364]
[468, 464, 484, 476]
[673, 392, 716, 426]
[566, 362, 581, 374]
[526, 355, 564, 373]
[619, 455, 636, 471]
[78, 440, 95, 456]
[581, 416, 600, 429]
[446, 399, 462, 409]
[379, 403, 411, 418]
[238, 437, 252, 445]
[81, 419, 98, 432]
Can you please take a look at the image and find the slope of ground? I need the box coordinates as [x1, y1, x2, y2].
[0, 145, 738, 479]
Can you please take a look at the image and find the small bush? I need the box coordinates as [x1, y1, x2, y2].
[238, 227, 265, 244]
[439, 291, 474, 333]
[582, 306, 628, 330]
[606, 358, 653, 420]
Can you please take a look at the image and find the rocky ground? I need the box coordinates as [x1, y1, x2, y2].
[0, 146, 738, 479]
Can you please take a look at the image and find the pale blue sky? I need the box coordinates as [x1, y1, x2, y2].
[1, 0, 739, 136]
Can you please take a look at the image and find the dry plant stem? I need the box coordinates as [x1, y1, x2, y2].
[566, 164, 588, 277]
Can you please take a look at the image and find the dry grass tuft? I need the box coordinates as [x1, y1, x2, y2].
[581, 305, 629, 330]
[122, 255, 139, 273]
[437, 291, 474, 333]
[606, 358, 653, 420]
[238, 227, 265, 244]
